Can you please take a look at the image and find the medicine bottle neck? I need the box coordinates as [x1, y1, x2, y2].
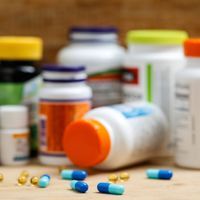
[69, 33, 118, 44]
[128, 44, 182, 54]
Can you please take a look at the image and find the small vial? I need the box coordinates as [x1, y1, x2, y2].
[61, 170, 88, 180]
[70, 180, 88, 193]
[20, 170, 29, 178]
[30, 176, 39, 186]
[108, 174, 118, 183]
[97, 182, 125, 195]
[0, 173, 4, 182]
[38, 174, 51, 188]
[18, 176, 27, 186]
[146, 169, 173, 180]
[0, 106, 30, 166]
[119, 172, 130, 182]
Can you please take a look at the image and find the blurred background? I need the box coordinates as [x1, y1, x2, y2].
[0, 0, 199, 63]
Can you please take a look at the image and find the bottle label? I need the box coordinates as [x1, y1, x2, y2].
[111, 104, 152, 119]
[13, 132, 29, 161]
[39, 99, 91, 157]
[175, 79, 200, 160]
[88, 68, 122, 107]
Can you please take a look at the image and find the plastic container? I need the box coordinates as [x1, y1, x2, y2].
[122, 30, 188, 154]
[175, 39, 200, 168]
[0, 36, 43, 157]
[57, 26, 125, 107]
[39, 65, 92, 166]
[63, 102, 167, 170]
[0, 105, 29, 165]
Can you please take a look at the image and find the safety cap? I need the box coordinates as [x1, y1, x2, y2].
[63, 119, 111, 167]
[184, 39, 200, 57]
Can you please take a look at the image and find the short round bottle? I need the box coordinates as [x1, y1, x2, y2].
[39, 65, 92, 166]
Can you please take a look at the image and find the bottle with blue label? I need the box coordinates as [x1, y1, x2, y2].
[63, 102, 168, 170]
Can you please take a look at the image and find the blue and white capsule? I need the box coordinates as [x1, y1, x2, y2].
[61, 170, 88, 180]
[97, 182, 125, 195]
[146, 169, 173, 180]
[70, 180, 89, 193]
[38, 174, 51, 188]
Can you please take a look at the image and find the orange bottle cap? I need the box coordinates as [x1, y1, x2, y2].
[184, 39, 200, 57]
[63, 119, 111, 168]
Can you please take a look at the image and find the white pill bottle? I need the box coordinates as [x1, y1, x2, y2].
[123, 30, 188, 153]
[0, 105, 29, 165]
[63, 102, 167, 170]
[175, 39, 200, 168]
[57, 26, 125, 107]
[39, 65, 92, 166]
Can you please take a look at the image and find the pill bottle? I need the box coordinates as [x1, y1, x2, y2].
[57, 26, 125, 107]
[0, 36, 43, 157]
[0, 105, 29, 166]
[39, 65, 92, 166]
[63, 102, 167, 170]
[122, 30, 188, 154]
[175, 39, 200, 168]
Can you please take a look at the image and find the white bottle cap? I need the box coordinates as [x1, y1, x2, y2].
[0, 105, 28, 129]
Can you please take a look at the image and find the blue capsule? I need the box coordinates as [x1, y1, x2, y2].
[97, 182, 125, 195]
[38, 174, 51, 188]
[70, 180, 89, 193]
[146, 169, 173, 180]
[61, 170, 88, 180]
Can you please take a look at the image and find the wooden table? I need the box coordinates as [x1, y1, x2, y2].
[0, 159, 200, 200]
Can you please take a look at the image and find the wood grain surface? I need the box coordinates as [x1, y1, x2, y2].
[0, 159, 200, 200]
[0, 0, 199, 63]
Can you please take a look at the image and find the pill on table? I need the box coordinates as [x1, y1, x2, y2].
[108, 174, 118, 183]
[30, 176, 39, 186]
[119, 172, 130, 181]
[0, 173, 4, 182]
[38, 174, 51, 188]
[146, 169, 173, 180]
[97, 182, 125, 195]
[70, 180, 89, 193]
[61, 170, 88, 180]
[18, 176, 27, 185]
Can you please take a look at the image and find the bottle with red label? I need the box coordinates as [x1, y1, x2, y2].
[39, 64, 92, 166]
[57, 26, 125, 107]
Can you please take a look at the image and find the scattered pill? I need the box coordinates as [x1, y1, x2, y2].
[146, 169, 173, 180]
[119, 172, 130, 182]
[30, 176, 39, 186]
[20, 170, 29, 178]
[61, 170, 88, 180]
[38, 174, 51, 188]
[0, 173, 4, 182]
[70, 180, 88, 193]
[108, 174, 118, 183]
[18, 176, 27, 186]
[97, 182, 125, 195]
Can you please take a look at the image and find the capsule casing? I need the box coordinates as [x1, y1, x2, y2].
[38, 174, 51, 188]
[61, 170, 87, 180]
[97, 182, 125, 195]
[70, 180, 88, 193]
[146, 169, 173, 180]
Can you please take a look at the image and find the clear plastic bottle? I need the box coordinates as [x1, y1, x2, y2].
[57, 26, 125, 107]
[39, 65, 92, 166]
[63, 102, 167, 170]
